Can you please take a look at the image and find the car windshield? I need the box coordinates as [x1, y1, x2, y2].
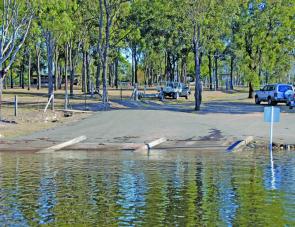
[278, 85, 293, 92]
[167, 82, 179, 88]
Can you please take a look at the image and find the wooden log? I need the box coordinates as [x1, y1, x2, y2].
[37, 136, 87, 154]
[134, 137, 167, 154]
[147, 137, 167, 149]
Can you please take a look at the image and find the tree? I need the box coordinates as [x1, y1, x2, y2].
[0, 0, 33, 119]
[184, 0, 207, 111]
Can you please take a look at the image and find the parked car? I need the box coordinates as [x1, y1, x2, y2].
[255, 84, 294, 105]
[160, 82, 191, 99]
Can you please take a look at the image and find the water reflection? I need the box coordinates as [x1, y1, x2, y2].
[0, 150, 294, 226]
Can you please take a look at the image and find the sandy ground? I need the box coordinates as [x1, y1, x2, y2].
[0, 88, 98, 138]
[11, 87, 294, 145]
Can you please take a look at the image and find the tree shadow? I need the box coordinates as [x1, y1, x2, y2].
[90, 99, 293, 115]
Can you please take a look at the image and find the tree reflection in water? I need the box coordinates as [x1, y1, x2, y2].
[0, 150, 294, 226]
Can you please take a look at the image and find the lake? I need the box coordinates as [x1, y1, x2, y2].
[0, 149, 294, 226]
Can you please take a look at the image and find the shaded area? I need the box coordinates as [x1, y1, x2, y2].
[69, 98, 295, 115]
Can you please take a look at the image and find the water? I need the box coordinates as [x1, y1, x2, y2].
[0, 150, 294, 226]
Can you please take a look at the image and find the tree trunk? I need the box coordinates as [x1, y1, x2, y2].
[69, 42, 74, 96]
[82, 49, 86, 93]
[102, 0, 111, 105]
[131, 46, 135, 85]
[108, 63, 112, 87]
[96, 0, 103, 94]
[36, 47, 41, 90]
[46, 32, 54, 109]
[214, 53, 218, 90]
[96, 64, 101, 94]
[248, 82, 254, 98]
[10, 70, 13, 88]
[86, 51, 90, 93]
[114, 56, 119, 89]
[21, 63, 25, 89]
[58, 64, 62, 89]
[28, 52, 31, 90]
[54, 47, 59, 91]
[164, 51, 168, 81]
[208, 53, 213, 90]
[166, 52, 170, 81]
[193, 23, 201, 111]
[134, 46, 138, 84]
[230, 55, 234, 90]
[181, 55, 187, 83]
[19, 68, 22, 87]
[64, 44, 69, 109]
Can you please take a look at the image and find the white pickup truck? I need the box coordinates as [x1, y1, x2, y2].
[255, 84, 294, 106]
[158, 82, 191, 99]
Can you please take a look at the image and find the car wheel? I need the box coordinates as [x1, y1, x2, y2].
[255, 96, 260, 105]
[174, 92, 179, 99]
[267, 97, 272, 106]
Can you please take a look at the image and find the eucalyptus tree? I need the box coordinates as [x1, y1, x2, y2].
[233, 0, 294, 98]
[201, 0, 231, 90]
[0, 0, 33, 118]
[98, 0, 130, 106]
[35, 0, 77, 102]
[183, 0, 208, 111]
[258, 0, 294, 84]
[29, 20, 44, 90]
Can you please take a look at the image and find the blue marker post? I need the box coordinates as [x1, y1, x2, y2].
[264, 106, 280, 150]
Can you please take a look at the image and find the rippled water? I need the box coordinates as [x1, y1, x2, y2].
[0, 149, 294, 226]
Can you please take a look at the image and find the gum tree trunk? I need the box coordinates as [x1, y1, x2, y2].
[64, 44, 69, 109]
[36, 46, 41, 90]
[114, 56, 119, 89]
[28, 51, 31, 90]
[248, 82, 254, 98]
[214, 53, 218, 90]
[96, 0, 103, 94]
[69, 41, 74, 97]
[230, 55, 234, 90]
[45, 31, 55, 109]
[208, 53, 213, 90]
[193, 23, 201, 111]
[102, 0, 112, 105]
[86, 51, 90, 93]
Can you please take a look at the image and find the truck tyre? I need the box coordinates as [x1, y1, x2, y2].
[268, 97, 277, 106]
[255, 96, 260, 105]
[267, 97, 272, 106]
